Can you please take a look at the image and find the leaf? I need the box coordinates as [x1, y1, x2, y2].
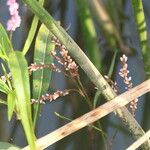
[108, 49, 118, 78]
[32, 24, 55, 126]
[131, 0, 147, 54]
[0, 79, 10, 94]
[7, 91, 16, 121]
[0, 99, 7, 105]
[0, 142, 20, 150]
[93, 90, 101, 108]
[0, 41, 9, 61]
[22, 0, 45, 55]
[131, 0, 150, 77]
[76, 0, 101, 70]
[1, 63, 12, 90]
[8, 51, 35, 149]
[0, 23, 13, 58]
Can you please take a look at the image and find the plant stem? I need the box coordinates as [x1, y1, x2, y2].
[131, 0, 150, 77]
[76, 77, 93, 109]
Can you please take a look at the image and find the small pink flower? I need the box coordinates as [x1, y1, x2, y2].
[6, 0, 21, 31]
[9, 3, 19, 15]
[7, 0, 16, 5]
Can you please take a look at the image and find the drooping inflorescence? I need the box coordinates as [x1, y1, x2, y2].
[28, 63, 62, 75]
[51, 36, 79, 78]
[31, 90, 70, 104]
[28, 36, 79, 78]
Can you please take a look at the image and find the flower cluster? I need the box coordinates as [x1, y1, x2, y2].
[6, 0, 21, 31]
[28, 63, 62, 75]
[51, 36, 79, 77]
[31, 90, 69, 104]
[119, 54, 138, 116]
[28, 37, 79, 78]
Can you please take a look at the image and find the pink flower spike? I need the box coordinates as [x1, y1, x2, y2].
[7, 0, 16, 6]
[9, 3, 19, 15]
[6, 0, 21, 31]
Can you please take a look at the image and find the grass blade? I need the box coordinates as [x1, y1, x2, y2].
[32, 24, 55, 127]
[0, 23, 13, 58]
[107, 49, 118, 78]
[76, 0, 101, 70]
[0, 79, 10, 94]
[131, 0, 147, 54]
[7, 91, 16, 121]
[22, 0, 45, 55]
[8, 51, 35, 149]
[131, 0, 150, 77]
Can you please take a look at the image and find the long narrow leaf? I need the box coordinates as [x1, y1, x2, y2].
[32, 24, 54, 126]
[1, 63, 12, 90]
[108, 49, 118, 78]
[131, 0, 150, 77]
[22, 0, 45, 55]
[8, 51, 35, 149]
[76, 0, 101, 70]
[7, 91, 16, 121]
[0, 23, 13, 58]
[0, 79, 10, 94]
[131, 0, 147, 54]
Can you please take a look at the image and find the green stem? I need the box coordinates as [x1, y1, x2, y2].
[76, 77, 93, 109]
[131, 0, 150, 77]
[22, 0, 150, 148]
[131, 0, 147, 54]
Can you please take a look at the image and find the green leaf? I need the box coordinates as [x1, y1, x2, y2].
[0, 23, 13, 58]
[7, 91, 16, 121]
[0, 79, 10, 94]
[8, 51, 35, 150]
[22, 0, 45, 55]
[93, 90, 101, 108]
[131, 0, 147, 55]
[76, 0, 101, 70]
[131, 0, 150, 77]
[0, 41, 9, 61]
[32, 24, 55, 126]
[108, 49, 118, 78]
[0, 142, 20, 150]
[1, 63, 13, 90]
[0, 99, 7, 105]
